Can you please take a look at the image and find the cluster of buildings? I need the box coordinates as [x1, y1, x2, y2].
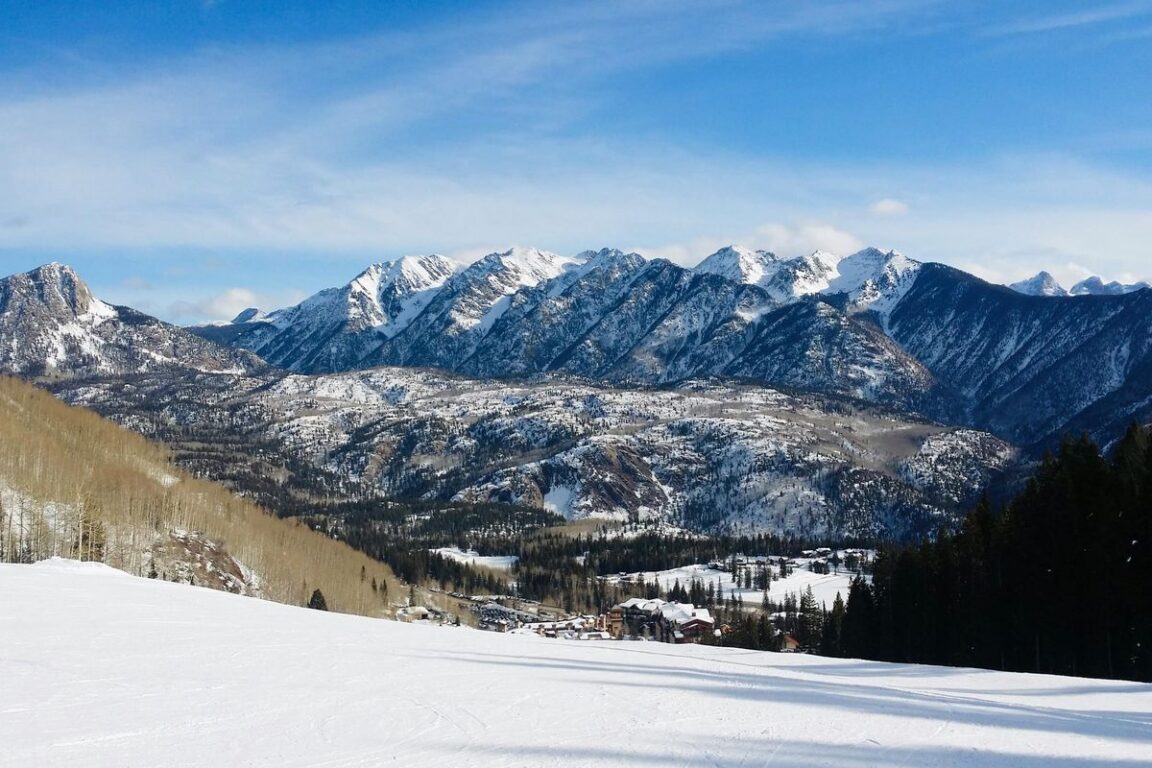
[607, 598, 717, 643]
[466, 595, 718, 644]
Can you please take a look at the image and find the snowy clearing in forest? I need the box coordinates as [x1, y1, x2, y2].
[605, 553, 869, 607]
[3, 559, 1150, 768]
[431, 547, 519, 570]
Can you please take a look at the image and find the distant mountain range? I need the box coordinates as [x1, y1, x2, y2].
[2, 250, 1149, 536]
[1009, 270, 1150, 298]
[2, 250, 1149, 450]
[183, 245, 1152, 449]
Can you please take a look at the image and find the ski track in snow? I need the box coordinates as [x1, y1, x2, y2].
[3, 559, 1151, 767]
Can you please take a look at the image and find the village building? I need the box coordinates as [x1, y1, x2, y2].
[612, 598, 715, 644]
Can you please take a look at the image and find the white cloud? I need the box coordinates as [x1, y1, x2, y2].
[633, 222, 864, 267]
[869, 198, 910, 217]
[957, 258, 1095, 291]
[752, 222, 866, 258]
[167, 287, 305, 324]
[1, 1, 1150, 303]
[985, 2, 1152, 36]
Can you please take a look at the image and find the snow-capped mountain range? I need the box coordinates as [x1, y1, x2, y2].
[195, 245, 935, 407]
[1008, 271, 1151, 298]
[3, 248, 1151, 451]
[186, 244, 1152, 447]
[2, 252, 1149, 536]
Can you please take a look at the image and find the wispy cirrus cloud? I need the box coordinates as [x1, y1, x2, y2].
[2, 0, 1151, 322]
[984, 1, 1152, 36]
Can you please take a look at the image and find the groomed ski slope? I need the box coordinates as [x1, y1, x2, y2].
[3, 560, 1150, 768]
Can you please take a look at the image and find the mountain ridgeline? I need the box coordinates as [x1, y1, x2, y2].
[1, 248, 1150, 539]
[189, 246, 1152, 449]
[0, 263, 262, 378]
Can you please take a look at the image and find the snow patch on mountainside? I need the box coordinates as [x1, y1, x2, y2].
[693, 245, 920, 320]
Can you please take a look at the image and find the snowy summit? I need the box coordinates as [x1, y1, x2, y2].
[1008, 271, 1068, 297]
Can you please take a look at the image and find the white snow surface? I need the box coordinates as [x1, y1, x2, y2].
[695, 245, 780, 286]
[1008, 271, 1068, 297]
[4, 560, 1151, 768]
[431, 547, 519, 570]
[692, 245, 920, 318]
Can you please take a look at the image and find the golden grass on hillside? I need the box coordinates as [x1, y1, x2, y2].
[0, 376, 397, 617]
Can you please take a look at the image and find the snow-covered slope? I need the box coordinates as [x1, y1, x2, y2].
[0, 263, 260, 376]
[694, 245, 921, 319]
[4, 559, 1150, 768]
[194, 254, 459, 372]
[1009, 271, 1068, 297]
[888, 264, 1152, 445]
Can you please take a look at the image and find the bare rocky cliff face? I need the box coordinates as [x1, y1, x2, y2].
[0, 263, 262, 377]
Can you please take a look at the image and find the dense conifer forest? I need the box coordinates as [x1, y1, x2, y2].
[836, 427, 1152, 682]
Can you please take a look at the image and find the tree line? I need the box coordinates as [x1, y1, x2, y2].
[834, 427, 1152, 682]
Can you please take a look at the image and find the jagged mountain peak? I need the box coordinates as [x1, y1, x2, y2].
[1070, 275, 1152, 297]
[824, 247, 921, 316]
[29, 260, 76, 278]
[270, 254, 458, 330]
[573, 248, 647, 272]
[354, 254, 458, 292]
[471, 246, 585, 284]
[231, 307, 264, 324]
[577, 246, 627, 261]
[0, 263, 258, 376]
[696, 245, 780, 286]
[1009, 271, 1068, 297]
[7, 261, 109, 320]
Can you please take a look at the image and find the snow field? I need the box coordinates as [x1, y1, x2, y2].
[606, 556, 862, 607]
[3, 559, 1151, 768]
[431, 547, 519, 570]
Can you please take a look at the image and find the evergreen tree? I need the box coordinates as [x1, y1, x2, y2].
[798, 586, 823, 650]
[308, 588, 328, 611]
[820, 592, 846, 657]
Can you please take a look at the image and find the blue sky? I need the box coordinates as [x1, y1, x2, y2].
[2, 0, 1151, 321]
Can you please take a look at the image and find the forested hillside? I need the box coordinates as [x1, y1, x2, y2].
[839, 426, 1152, 681]
[0, 376, 395, 616]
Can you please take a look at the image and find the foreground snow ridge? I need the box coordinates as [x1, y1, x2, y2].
[3, 561, 1150, 768]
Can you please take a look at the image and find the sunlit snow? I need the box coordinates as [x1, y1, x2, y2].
[3, 560, 1150, 767]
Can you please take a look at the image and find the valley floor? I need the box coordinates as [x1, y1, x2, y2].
[3, 560, 1150, 768]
